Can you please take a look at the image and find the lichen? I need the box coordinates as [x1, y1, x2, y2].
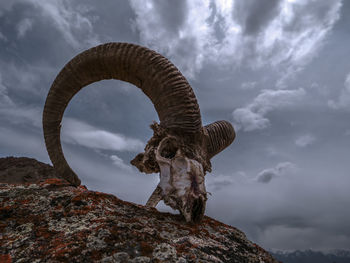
[0, 158, 278, 263]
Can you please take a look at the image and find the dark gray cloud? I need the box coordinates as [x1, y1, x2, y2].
[152, 0, 188, 34]
[130, 0, 342, 80]
[328, 72, 350, 110]
[232, 0, 282, 35]
[206, 172, 243, 191]
[295, 134, 316, 147]
[256, 162, 294, 183]
[1, 0, 350, 252]
[206, 166, 350, 250]
[61, 118, 144, 152]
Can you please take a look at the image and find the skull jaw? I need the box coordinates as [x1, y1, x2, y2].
[162, 193, 207, 223]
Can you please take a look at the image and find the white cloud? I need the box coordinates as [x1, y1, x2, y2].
[206, 171, 246, 191]
[232, 88, 305, 131]
[0, 0, 100, 47]
[328, 72, 350, 110]
[240, 81, 257, 90]
[0, 72, 42, 128]
[0, 62, 56, 97]
[0, 2, 15, 17]
[16, 18, 33, 39]
[256, 162, 295, 183]
[26, 0, 99, 48]
[61, 118, 144, 152]
[0, 106, 41, 128]
[110, 155, 132, 172]
[129, 0, 214, 79]
[0, 73, 14, 107]
[207, 174, 236, 191]
[232, 107, 270, 131]
[256, 0, 341, 67]
[295, 134, 316, 147]
[0, 31, 7, 42]
[129, 0, 341, 79]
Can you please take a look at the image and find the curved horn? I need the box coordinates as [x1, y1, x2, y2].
[43, 42, 202, 186]
[205, 120, 235, 159]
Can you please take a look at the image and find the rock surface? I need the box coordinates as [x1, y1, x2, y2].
[0, 157, 279, 263]
[0, 157, 64, 184]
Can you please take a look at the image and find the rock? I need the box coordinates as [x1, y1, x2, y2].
[0, 156, 64, 184]
[0, 157, 278, 263]
[113, 252, 130, 262]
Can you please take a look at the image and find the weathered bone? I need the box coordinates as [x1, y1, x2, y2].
[145, 184, 162, 207]
[42, 42, 235, 223]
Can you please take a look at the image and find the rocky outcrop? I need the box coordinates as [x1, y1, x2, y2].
[0, 157, 64, 184]
[0, 157, 278, 263]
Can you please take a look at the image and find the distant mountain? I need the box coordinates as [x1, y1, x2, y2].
[270, 249, 350, 263]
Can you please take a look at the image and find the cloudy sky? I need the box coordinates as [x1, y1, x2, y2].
[1, 0, 350, 251]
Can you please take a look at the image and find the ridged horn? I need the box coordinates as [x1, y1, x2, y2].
[205, 120, 235, 159]
[43, 42, 202, 186]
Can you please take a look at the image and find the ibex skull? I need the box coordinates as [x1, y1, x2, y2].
[43, 43, 235, 223]
[153, 136, 207, 222]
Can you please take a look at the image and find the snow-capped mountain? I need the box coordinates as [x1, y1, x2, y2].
[270, 249, 350, 263]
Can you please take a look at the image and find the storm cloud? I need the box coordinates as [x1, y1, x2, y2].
[1, 0, 350, 251]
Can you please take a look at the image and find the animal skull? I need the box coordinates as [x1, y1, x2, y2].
[155, 136, 207, 222]
[130, 123, 209, 223]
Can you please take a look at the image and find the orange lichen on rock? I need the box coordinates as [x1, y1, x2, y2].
[0, 157, 278, 263]
[0, 254, 12, 263]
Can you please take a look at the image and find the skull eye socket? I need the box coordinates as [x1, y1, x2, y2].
[160, 141, 178, 159]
